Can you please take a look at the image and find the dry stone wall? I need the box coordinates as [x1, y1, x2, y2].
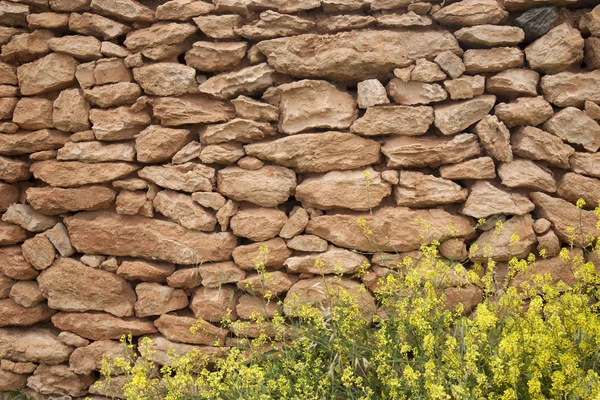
[1, 0, 600, 397]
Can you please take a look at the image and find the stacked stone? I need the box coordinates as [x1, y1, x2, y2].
[1, 0, 600, 397]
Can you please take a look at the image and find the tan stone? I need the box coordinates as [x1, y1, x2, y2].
[486, 69, 539, 98]
[0, 327, 73, 364]
[395, 171, 468, 207]
[0, 359, 36, 374]
[246, 0, 320, 12]
[70, 130, 95, 142]
[541, 70, 600, 108]
[21, 234, 55, 271]
[439, 239, 468, 260]
[166, 267, 202, 289]
[585, 101, 600, 121]
[2, 203, 59, 232]
[38, 257, 135, 317]
[443, 75, 484, 100]
[0, 182, 18, 212]
[231, 95, 278, 122]
[31, 160, 138, 187]
[190, 286, 237, 322]
[17, 53, 77, 96]
[157, 0, 214, 20]
[0, 221, 28, 246]
[498, 159, 556, 192]
[43, 223, 74, 257]
[557, 172, 600, 209]
[237, 270, 295, 297]
[232, 237, 291, 270]
[154, 314, 228, 345]
[0, 245, 39, 281]
[84, 82, 141, 108]
[0, 156, 29, 182]
[216, 199, 238, 231]
[0, 129, 69, 156]
[114, 190, 146, 215]
[462, 180, 534, 218]
[284, 277, 376, 319]
[65, 211, 237, 264]
[286, 235, 328, 252]
[0, 1, 28, 27]
[316, 14, 375, 33]
[134, 283, 188, 318]
[172, 141, 202, 164]
[101, 41, 131, 57]
[495, 96, 553, 128]
[543, 107, 600, 152]
[57, 141, 135, 163]
[133, 63, 196, 97]
[123, 22, 196, 58]
[48, 35, 101, 61]
[69, 12, 130, 40]
[0, 369, 27, 391]
[89, 106, 150, 141]
[537, 230, 560, 257]
[279, 207, 309, 239]
[184, 41, 245, 73]
[386, 79, 447, 105]
[585, 36, 600, 70]
[142, 334, 223, 366]
[470, 214, 536, 262]
[382, 133, 480, 168]
[245, 132, 380, 173]
[410, 59, 446, 82]
[51, 311, 157, 340]
[69, 340, 125, 375]
[525, 23, 583, 74]
[191, 192, 226, 211]
[257, 29, 461, 82]
[533, 218, 552, 235]
[474, 115, 512, 162]
[90, 0, 155, 23]
[200, 142, 244, 164]
[0, 272, 14, 298]
[307, 206, 473, 253]
[200, 119, 275, 145]
[0, 298, 54, 326]
[0, 97, 17, 120]
[351, 105, 433, 136]
[51, 89, 90, 132]
[433, 95, 496, 135]
[431, 51, 464, 79]
[26, 186, 115, 216]
[153, 190, 216, 231]
[285, 246, 368, 275]
[139, 162, 215, 193]
[1, 30, 54, 64]
[134, 125, 192, 164]
[116, 260, 173, 283]
[196, 261, 245, 288]
[296, 168, 390, 211]
[236, 10, 314, 40]
[93, 58, 132, 85]
[464, 47, 524, 74]
[193, 14, 242, 39]
[503, 0, 577, 11]
[230, 207, 288, 241]
[12, 98, 53, 130]
[0, 26, 23, 46]
[236, 294, 278, 320]
[0, 62, 15, 86]
[217, 165, 296, 208]
[512, 126, 574, 169]
[432, 0, 507, 27]
[149, 95, 235, 126]
[454, 25, 524, 47]
[199, 63, 275, 100]
[237, 156, 264, 170]
[570, 153, 600, 178]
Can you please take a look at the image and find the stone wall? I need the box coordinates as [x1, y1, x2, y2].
[1, 0, 600, 397]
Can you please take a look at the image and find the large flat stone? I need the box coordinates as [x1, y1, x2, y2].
[0, 327, 73, 364]
[64, 211, 237, 264]
[30, 160, 139, 187]
[51, 311, 157, 340]
[149, 95, 235, 126]
[26, 186, 116, 215]
[541, 70, 600, 107]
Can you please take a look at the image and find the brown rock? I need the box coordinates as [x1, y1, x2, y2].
[217, 165, 296, 207]
[26, 186, 115, 215]
[185, 41, 245, 72]
[236, 10, 314, 40]
[543, 107, 600, 152]
[586, 101, 600, 121]
[525, 23, 583, 74]
[433, 95, 496, 135]
[134, 283, 188, 318]
[462, 180, 534, 218]
[495, 96, 553, 128]
[454, 25, 524, 47]
[44, 223, 74, 257]
[216, 199, 238, 231]
[117, 260, 174, 282]
[585, 36, 600, 70]
[57, 141, 135, 163]
[191, 192, 226, 211]
[285, 246, 368, 275]
[470, 215, 536, 262]
[157, 0, 214, 20]
[279, 207, 309, 239]
[439, 238, 468, 260]
[257, 29, 460, 82]
[31, 160, 138, 187]
[236, 294, 278, 320]
[570, 153, 600, 178]
[69, 12, 131, 40]
[92, 58, 132, 85]
[200, 142, 244, 164]
[1, 30, 54, 64]
[512, 126, 574, 169]
[296, 168, 391, 211]
[316, 14, 375, 33]
[139, 162, 215, 193]
[537, 229, 560, 257]
[0, 246, 40, 280]
[386, 79, 447, 105]
[199, 63, 275, 100]
[232, 237, 291, 270]
[0, 327, 72, 364]
[286, 234, 328, 252]
[411, 59, 446, 82]
[0, 129, 69, 156]
[557, 172, 600, 209]
[382, 133, 481, 168]
[2, 204, 59, 232]
[394, 171, 468, 207]
[0, 298, 54, 327]
[432, 0, 507, 27]
[245, 132, 380, 173]
[533, 218, 552, 234]
[541, 70, 600, 108]
[9, 281, 43, 307]
[237, 270, 295, 297]
[149, 95, 235, 126]
[172, 141, 202, 164]
[52, 88, 90, 132]
[0, 359, 37, 374]
[21, 234, 55, 270]
[69, 340, 125, 375]
[486, 68, 539, 98]
[133, 63, 197, 97]
[498, 159, 556, 192]
[307, 206, 473, 252]
[0, 221, 28, 246]
[141, 334, 223, 367]
[135, 125, 192, 164]
[51, 311, 157, 340]
[246, 0, 320, 13]
[356, 79, 389, 109]
[432, 51, 465, 79]
[231, 95, 278, 122]
[351, 105, 433, 136]
[284, 277, 376, 319]
[0, 156, 29, 183]
[230, 207, 288, 241]
[190, 286, 237, 322]
[83, 82, 141, 108]
[12, 98, 53, 130]
[101, 41, 130, 57]
[193, 14, 242, 39]
[0, 369, 27, 391]
[0, 182, 18, 212]
[17, 53, 77, 96]
[38, 257, 136, 317]
[0, 273, 15, 298]
[197, 261, 245, 287]
[474, 115, 512, 162]
[48, 35, 101, 60]
[65, 211, 237, 264]
[154, 314, 228, 345]
[0, 1, 28, 27]
[464, 47, 524, 74]
[166, 267, 202, 289]
[153, 190, 216, 231]
[89, 106, 150, 141]
[0, 97, 17, 120]
[443, 75, 486, 100]
[200, 118, 275, 144]
[90, 0, 155, 23]
[0, 62, 16, 86]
